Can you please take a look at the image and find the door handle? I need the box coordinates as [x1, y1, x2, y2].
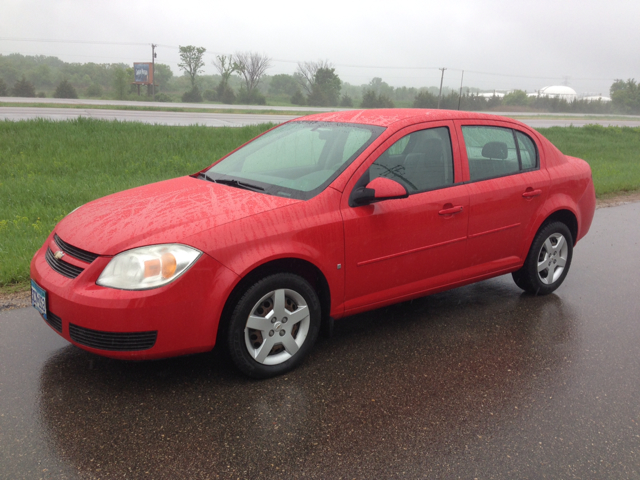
[522, 189, 542, 198]
[438, 205, 464, 215]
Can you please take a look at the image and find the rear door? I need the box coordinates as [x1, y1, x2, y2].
[341, 121, 469, 313]
[454, 120, 550, 277]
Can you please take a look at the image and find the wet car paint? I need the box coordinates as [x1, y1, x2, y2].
[30, 110, 594, 365]
[2, 202, 639, 478]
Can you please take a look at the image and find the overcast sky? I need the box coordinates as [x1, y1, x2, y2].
[2, 0, 638, 95]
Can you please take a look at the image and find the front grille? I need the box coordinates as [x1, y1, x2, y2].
[45, 248, 84, 279]
[54, 234, 99, 263]
[69, 324, 157, 351]
[45, 311, 63, 332]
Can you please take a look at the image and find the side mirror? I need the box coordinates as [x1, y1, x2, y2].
[351, 177, 408, 206]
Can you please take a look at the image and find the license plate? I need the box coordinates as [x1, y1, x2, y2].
[31, 279, 47, 319]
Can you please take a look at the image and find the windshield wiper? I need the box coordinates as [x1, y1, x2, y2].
[210, 177, 265, 192]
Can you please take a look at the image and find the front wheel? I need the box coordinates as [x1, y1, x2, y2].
[512, 221, 573, 295]
[227, 273, 321, 379]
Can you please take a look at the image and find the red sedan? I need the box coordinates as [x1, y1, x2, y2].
[30, 109, 595, 378]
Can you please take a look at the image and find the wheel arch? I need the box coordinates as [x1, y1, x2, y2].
[540, 209, 579, 246]
[217, 257, 332, 342]
[519, 207, 579, 266]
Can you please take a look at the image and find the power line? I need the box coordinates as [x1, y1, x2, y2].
[0, 37, 617, 83]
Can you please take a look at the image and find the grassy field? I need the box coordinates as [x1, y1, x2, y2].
[0, 119, 274, 288]
[538, 125, 640, 196]
[1, 120, 639, 290]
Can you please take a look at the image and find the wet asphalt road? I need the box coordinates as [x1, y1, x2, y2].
[2, 103, 640, 128]
[1, 202, 640, 479]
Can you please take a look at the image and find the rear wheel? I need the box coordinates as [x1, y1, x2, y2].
[512, 221, 573, 295]
[227, 273, 321, 379]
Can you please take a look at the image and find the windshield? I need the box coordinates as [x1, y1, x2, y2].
[203, 121, 385, 199]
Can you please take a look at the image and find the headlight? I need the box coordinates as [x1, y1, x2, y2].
[97, 244, 202, 290]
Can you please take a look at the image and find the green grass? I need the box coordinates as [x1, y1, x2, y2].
[537, 125, 640, 196]
[1, 120, 639, 292]
[0, 118, 274, 288]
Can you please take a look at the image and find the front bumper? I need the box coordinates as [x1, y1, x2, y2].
[30, 232, 239, 360]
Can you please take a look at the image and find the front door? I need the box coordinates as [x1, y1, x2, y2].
[341, 122, 469, 313]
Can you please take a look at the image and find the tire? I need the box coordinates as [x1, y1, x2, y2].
[512, 221, 573, 295]
[226, 273, 321, 379]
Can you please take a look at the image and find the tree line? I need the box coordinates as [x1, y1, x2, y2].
[1, 51, 638, 114]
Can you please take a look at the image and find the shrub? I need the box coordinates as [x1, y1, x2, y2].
[203, 89, 217, 102]
[54, 79, 79, 99]
[340, 94, 353, 107]
[0, 78, 8, 96]
[37, 92, 46, 98]
[291, 89, 306, 105]
[86, 83, 103, 97]
[361, 90, 394, 108]
[154, 93, 172, 102]
[236, 88, 266, 105]
[182, 86, 203, 103]
[217, 83, 236, 104]
[12, 76, 36, 97]
[412, 91, 438, 108]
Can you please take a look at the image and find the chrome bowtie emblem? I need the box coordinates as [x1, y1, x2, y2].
[54, 250, 65, 260]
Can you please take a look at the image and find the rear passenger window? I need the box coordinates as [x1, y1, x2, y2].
[368, 127, 454, 194]
[462, 126, 539, 182]
[515, 131, 538, 170]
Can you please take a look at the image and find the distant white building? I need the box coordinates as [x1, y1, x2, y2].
[477, 91, 505, 98]
[582, 95, 612, 103]
[529, 86, 578, 101]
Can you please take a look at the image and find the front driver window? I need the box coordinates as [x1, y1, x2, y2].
[367, 127, 454, 194]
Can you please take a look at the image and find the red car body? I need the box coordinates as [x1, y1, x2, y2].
[30, 109, 595, 372]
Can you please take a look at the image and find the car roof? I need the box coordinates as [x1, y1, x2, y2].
[294, 109, 520, 128]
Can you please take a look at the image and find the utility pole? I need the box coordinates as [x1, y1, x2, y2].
[151, 44, 157, 98]
[437, 68, 447, 109]
[457, 70, 464, 110]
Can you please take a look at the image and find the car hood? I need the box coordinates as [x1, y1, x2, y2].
[55, 176, 300, 256]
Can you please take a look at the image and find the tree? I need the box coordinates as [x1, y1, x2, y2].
[86, 83, 103, 97]
[53, 79, 78, 99]
[12, 76, 36, 97]
[368, 77, 394, 98]
[178, 45, 206, 88]
[296, 60, 332, 96]
[412, 91, 438, 108]
[153, 63, 173, 89]
[0, 78, 8, 96]
[111, 66, 129, 100]
[361, 89, 394, 108]
[307, 67, 342, 106]
[268, 74, 299, 96]
[610, 79, 640, 114]
[502, 89, 529, 106]
[213, 55, 240, 104]
[234, 52, 271, 98]
[610, 79, 628, 96]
